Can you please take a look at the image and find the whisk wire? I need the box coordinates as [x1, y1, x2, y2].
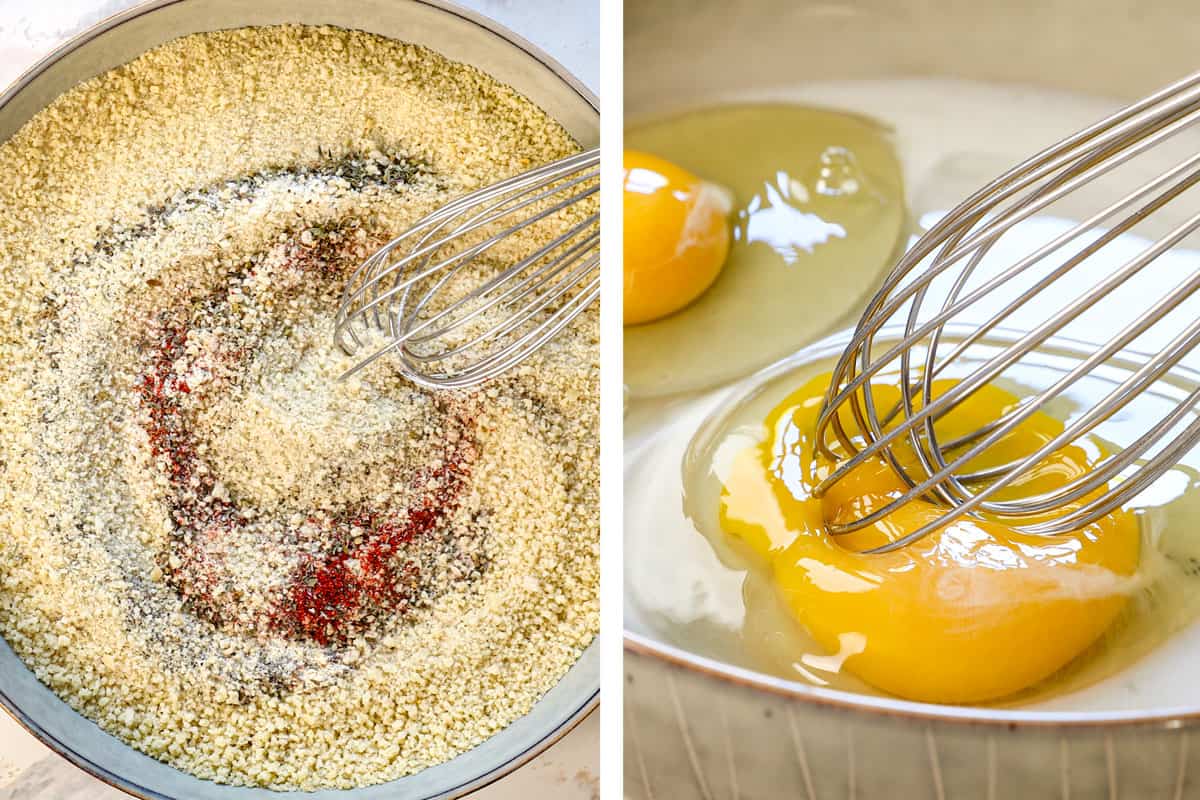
[402, 247, 599, 364]
[820, 198, 1200, 529]
[817, 69, 1200, 553]
[817, 110, 1200, 449]
[400, 215, 599, 348]
[335, 148, 599, 387]
[342, 172, 596, 330]
[335, 152, 597, 330]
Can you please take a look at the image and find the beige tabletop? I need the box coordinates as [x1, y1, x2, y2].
[0, 0, 599, 797]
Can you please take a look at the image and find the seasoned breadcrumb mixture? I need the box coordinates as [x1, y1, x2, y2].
[0, 25, 597, 790]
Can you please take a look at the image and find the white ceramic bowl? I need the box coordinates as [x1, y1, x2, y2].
[0, 2, 598, 798]
[624, 1, 1200, 797]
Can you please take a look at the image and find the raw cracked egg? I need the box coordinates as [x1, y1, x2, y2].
[718, 373, 1140, 704]
[623, 104, 905, 398]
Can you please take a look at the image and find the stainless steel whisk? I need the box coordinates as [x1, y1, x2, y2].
[334, 148, 599, 388]
[815, 70, 1200, 554]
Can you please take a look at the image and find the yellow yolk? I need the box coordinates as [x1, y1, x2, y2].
[719, 374, 1140, 704]
[623, 150, 732, 325]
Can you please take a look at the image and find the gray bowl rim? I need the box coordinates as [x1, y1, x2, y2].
[625, 322, 1200, 732]
[0, 0, 598, 797]
[0, 0, 599, 116]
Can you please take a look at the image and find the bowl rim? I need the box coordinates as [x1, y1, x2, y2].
[624, 322, 1200, 732]
[0, 678, 598, 800]
[0, 0, 598, 797]
[0, 0, 599, 121]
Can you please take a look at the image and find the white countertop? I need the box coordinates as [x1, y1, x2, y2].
[0, 0, 599, 797]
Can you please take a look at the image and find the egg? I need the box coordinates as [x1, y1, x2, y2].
[719, 372, 1140, 704]
[624, 104, 905, 397]
[623, 150, 733, 325]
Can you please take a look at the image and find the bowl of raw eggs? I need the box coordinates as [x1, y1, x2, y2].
[623, 0, 1200, 797]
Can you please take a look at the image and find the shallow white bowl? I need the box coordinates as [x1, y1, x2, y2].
[624, 1, 1200, 797]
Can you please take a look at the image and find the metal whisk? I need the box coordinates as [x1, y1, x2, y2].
[334, 148, 599, 388]
[815, 70, 1200, 554]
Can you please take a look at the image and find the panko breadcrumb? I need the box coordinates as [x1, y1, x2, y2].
[0, 25, 598, 790]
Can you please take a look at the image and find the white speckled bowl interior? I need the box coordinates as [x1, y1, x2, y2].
[624, 1, 1200, 797]
[0, 1, 598, 798]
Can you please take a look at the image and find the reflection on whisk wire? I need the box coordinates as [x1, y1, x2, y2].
[334, 148, 599, 389]
[815, 70, 1200, 554]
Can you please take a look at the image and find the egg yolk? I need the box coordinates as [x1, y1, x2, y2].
[719, 373, 1140, 704]
[623, 150, 732, 325]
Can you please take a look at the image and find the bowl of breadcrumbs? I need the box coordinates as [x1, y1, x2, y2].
[0, 1, 598, 797]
